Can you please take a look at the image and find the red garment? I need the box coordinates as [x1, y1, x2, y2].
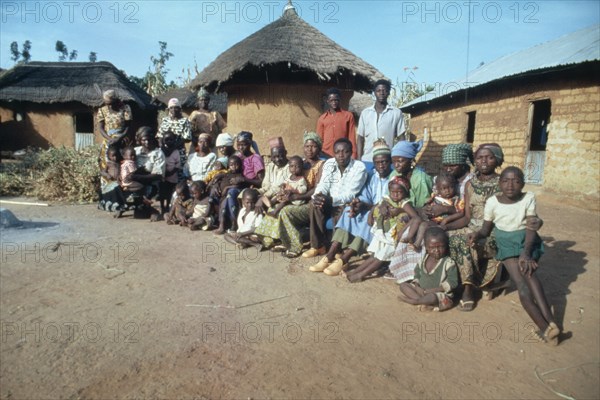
[316, 109, 357, 158]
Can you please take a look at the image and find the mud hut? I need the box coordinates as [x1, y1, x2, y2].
[401, 25, 599, 203]
[0, 61, 155, 151]
[190, 3, 385, 155]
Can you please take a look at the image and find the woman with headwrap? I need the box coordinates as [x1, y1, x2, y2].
[442, 143, 505, 311]
[387, 140, 434, 282]
[213, 131, 265, 234]
[423, 143, 475, 220]
[389, 140, 433, 208]
[255, 132, 325, 258]
[157, 98, 192, 182]
[188, 88, 226, 151]
[97, 89, 132, 169]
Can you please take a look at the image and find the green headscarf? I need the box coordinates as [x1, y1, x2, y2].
[303, 131, 322, 149]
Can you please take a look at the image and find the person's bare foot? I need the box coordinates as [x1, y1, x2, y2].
[347, 272, 363, 283]
[214, 226, 226, 235]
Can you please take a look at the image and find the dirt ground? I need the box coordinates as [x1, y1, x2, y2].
[0, 192, 598, 399]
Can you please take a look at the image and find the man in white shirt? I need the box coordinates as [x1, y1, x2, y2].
[357, 79, 406, 162]
[302, 138, 368, 258]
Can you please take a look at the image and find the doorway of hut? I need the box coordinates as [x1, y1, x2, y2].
[525, 99, 551, 184]
[74, 112, 95, 150]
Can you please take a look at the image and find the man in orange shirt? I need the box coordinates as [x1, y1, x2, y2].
[316, 88, 357, 159]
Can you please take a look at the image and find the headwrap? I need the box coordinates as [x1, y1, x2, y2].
[268, 136, 285, 150]
[198, 133, 212, 143]
[237, 131, 253, 143]
[391, 140, 423, 159]
[236, 131, 261, 155]
[197, 87, 209, 99]
[442, 143, 473, 165]
[372, 138, 391, 158]
[103, 89, 116, 100]
[475, 143, 504, 166]
[216, 133, 233, 147]
[168, 98, 180, 108]
[303, 131, 322, 148]
[389, 175, 411, 194]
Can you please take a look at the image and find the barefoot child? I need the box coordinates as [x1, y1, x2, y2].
[165, 181, 192, 225]
[398, 227, 458, 311]
[223, 189, 264, 250]
[345, 176, 419, 283]
[468, 166, 560, 344]
[188, 181, 213, 230]
[404, 173, 464, 251]
[267, 155, 308, 217]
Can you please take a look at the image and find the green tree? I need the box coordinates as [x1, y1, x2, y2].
[21, 40, 31, 63]
[145, 41, 174, 96]
[69, 49, 78, 61]
[10, 41, 20, 62]
[89, 52, 97, 62]
[55, 40, 68, 61]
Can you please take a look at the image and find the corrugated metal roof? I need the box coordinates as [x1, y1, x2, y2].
[403, 24, 600, 109]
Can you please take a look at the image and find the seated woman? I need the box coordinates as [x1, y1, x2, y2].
[134, 127, 166, 200]
[444, 143, 504, 311]
[215, 131, 265, 233]
[185, 133, 217, 182]
[307, 139, 393, 275]
[209, 155, 247, 233]
[255, 132, 325, 258]
[387, 140, 435, 281]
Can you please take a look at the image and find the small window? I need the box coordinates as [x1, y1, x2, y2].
[466, 111, 476, 143]
[74, 112, 94, 133]
[529, 100, 551, 151]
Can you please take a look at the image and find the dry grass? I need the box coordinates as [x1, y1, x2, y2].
[0, 146, 100, 203]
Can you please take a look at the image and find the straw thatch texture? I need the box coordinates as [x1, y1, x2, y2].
[0, 62, 153, 108]
[191, 8, 386, 92]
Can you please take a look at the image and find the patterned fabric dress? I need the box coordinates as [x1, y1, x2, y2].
[157, 116, 192, 182]
[448, 174, 501, 287]
[255, 159, 324, 254]
[97, 104, 132, 169]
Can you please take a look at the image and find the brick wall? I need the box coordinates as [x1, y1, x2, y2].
[406, 74, 599, 202]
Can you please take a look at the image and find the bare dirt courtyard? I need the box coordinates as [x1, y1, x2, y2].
[0, 193, 598, 399]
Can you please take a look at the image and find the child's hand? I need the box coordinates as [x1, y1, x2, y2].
[467, 232, 480, 247]
[518, 252, 538, 277]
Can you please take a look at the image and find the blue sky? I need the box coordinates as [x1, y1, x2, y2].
[1, 1, 599, 91]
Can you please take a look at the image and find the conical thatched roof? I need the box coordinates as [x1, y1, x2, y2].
[191, 6, 386, 92]
[0, 61, 153, 108]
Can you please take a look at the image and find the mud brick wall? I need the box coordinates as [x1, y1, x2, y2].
[406, 75, 599, 202]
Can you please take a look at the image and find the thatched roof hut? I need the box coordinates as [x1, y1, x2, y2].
[0, 61, 156, 150]
[190, 4, 385, 155]
[0, 61, 152, 108]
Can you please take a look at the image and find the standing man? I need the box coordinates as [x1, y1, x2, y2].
[188, 87, 227, 151]
[357, 79, 406, 162]
[317, 88, 357, 159]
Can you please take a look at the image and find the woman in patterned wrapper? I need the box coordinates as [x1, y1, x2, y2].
[97, 89, 132, 170]
[157, 98, 193, 182]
